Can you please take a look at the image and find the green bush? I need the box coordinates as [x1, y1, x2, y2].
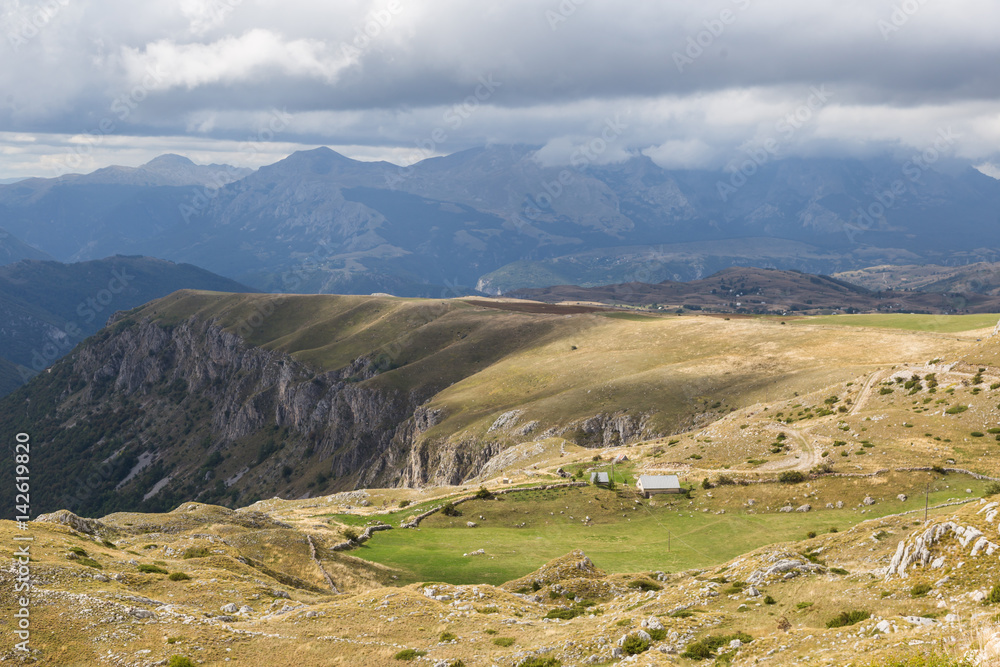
[182, 547, 211, 559]
[138, 564, 168, 574]
[971, 432, 985, 438]
[986, 483, 1000, 497]
[517, 658, 561, 667]
[830, 567, 849, 575]
[628, 579, 662, 591]
[826, 610, 870, 628]
[492, 637, 515, 647]
[474, 486, 495, 500]
[945, 405, 968, 414]
[441, 502, 461, 517]
[987, 584, 1000, 604]
[439, 631, 457, 642]
[168, 572, 191, 581]
[778, 471, 806, 484]
[544, 608, 579, 620]
[681, 632, 753, 661]
[394, 649, 427, 660]
[764, 595, 776, 605]
[168, 657, 196, 667]
[621, 633, 650, 655]
[911, 583, 932, 597]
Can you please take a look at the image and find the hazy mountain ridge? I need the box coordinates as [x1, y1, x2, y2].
[2, 147, 1000, 295]
[0, 256, 253, 395]
[0, 225, 51, 265]
[506, 266, 1000, 314]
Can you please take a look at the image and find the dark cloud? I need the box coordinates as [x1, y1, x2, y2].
[0, 0, 998, 178]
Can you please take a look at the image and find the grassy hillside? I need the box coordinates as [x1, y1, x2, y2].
[141, 291, 983, 449]
[5, 305, 1000, 663]
[4, 291, 994, 519]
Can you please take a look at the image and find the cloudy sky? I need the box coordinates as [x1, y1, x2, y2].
[1, 0, 998, 179]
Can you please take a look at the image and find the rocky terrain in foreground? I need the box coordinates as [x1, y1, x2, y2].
[5, 492, 1000, 665]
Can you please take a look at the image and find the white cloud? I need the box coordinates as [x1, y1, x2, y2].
[119, 29, 351, 91]
[642, 139, 718, 170]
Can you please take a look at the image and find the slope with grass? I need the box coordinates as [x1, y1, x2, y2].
[1, 292, 983, 518]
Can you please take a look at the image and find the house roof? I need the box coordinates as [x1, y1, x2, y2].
[638, 474, 680, 489]
[590, 472, 610, 483]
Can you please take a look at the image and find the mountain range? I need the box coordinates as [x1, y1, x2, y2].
[3, 147, 1000, 296]
[0, 255, 252, 395]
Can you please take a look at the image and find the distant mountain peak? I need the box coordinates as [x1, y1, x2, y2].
[142, 154, 197, 169]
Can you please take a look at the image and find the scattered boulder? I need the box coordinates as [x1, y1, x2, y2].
[898, 494, 908, 502]
[641, 616, 664, 631]
[467, 521, 478, 528]
[796, 504, 811, 513]
[779, 506, 793, 513]
[221, 603, 239, 614]
[863, 496, 876, 506]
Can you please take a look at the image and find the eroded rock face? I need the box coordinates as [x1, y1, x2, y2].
[884, 518, 1000, 579]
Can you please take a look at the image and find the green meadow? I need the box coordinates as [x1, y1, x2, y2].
[341, 481, 987, 585]
[793, 312, 999, 333]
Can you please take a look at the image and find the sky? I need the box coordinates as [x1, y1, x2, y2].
[1, 0, 999, 180]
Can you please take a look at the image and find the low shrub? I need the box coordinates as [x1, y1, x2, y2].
[182, 547, 211, 559]
[168, 658, 196, 667]
[628, 579, 661, 591]
[621, 633, 650, 655]
[681, 632, 753, 661]
[492, 637, 515, 647]
[764, 595, 776, 605]
[439, 631, 457, 642]
[911, 583, 932, 598]
[441, 502, 461, 517]
[826, 610, 870, 628]
[394, 649, 427, 660]
[138, 564, 168, 574]
[168, 572, 191, 581]
[779, 471, 806, 484]
[474, 486, 495, 500]
[517, 658, 561, 667]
